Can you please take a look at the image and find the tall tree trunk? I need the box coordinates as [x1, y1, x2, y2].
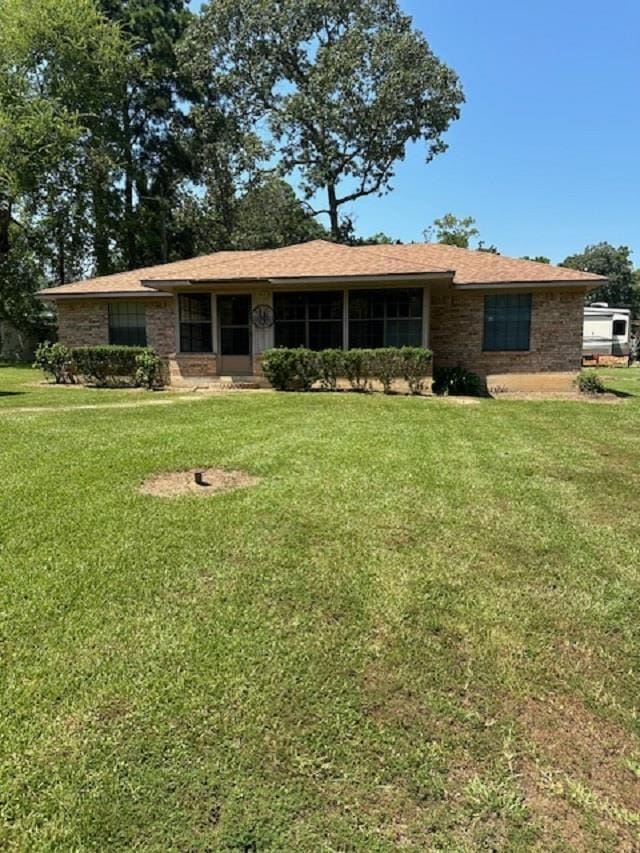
[0, 199, 12, 257]
[327, 182, 340, 240]
[159, 202, 168, 263]
[123, 97, 136, 269]
[57, 220, 66, 284]
[92, 181, 110, 276]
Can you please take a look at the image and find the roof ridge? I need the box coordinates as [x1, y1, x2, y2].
[351, 242, 453, 274]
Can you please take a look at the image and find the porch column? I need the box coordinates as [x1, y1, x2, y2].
[343, 288, 349, 350]
[422, 285, 431, 349]
[252, 290, 274, 355]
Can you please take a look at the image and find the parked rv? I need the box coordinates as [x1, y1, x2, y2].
[583, 303, 632, 365]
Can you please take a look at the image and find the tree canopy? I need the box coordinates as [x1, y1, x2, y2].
[425, 213, 480, 249]
[183, 0, 464, 239]
[562, 243, 640, 312]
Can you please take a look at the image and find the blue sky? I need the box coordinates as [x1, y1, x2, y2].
[189, 1, 640, 263]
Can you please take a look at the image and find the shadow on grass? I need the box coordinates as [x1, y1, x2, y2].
[0, 390, 25, 398]
[603, 387, 635, 399]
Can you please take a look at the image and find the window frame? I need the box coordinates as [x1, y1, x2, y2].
[348, 288, 423, 350]
[108, 301, 147, 347]
[483, 293, 532, 353]
[179, 293, 213, 354]
[274, 290, 344, 351]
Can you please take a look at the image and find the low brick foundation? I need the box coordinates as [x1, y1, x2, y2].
[169, 354, 218, 384]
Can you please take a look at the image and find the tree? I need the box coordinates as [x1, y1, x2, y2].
[0, 0, 126, 331]
[426, 213, 479, 249]
[98, 0, 196, 270]
[233, 176, 328, 250]
[0, 0, 124, 260]
[183, 0, 464, 239]
[477, 241, 499, 254]
[171, 176, 327, 256]
[561, 243, 640, 313]
[522, 255, 550, 264]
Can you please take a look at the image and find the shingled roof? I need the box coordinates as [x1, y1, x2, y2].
[37, 239, 605, 298]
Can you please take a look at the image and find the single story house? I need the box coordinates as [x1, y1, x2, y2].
[37, 239, 605, 390]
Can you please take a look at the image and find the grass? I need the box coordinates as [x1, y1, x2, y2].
[1, 364, 639, 850]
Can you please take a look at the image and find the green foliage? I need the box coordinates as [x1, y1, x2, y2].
[317, 349, 345, 391]
[522, 255, 551, 264]
[576, 370, 606, 395]
[342, 349, 374, 392]
[135, 349, 165, 391]
[562, 243, 640, 315]
[426, 213, 479, 248]
[71, 345, 147, 387]
[185, 0, 463, 239]
[370, 347, 402, 394]
[261, 348, 320, 391]
[33, 341, 74, 384]
[400, 346, 433, 394]
[264, 347, 432, 394]
[432, 364, 485, 396]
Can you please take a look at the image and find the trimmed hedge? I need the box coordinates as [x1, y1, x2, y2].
[33, 341, 75, 384]
[71, 346, 147, 386]
[261, 347, 433, 395]
[260, 348, 320, 391]
[34, 342, 165, 389]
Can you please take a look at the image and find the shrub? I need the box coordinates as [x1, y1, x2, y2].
[317, 348, 344, 391]
[576, 370, 605, 394]
[71, 345, 146, 387]
[261, 348, 320, 391]
[135, 349, 165, 390]
[343, 349, 374, 391]
[370, 347, 402, 394]
[399, 346, 433, 395]
[33, 341, 75, 384]
[432, 364, 485, 397]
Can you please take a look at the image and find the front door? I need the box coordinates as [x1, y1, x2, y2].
[218, 295, 252, 375]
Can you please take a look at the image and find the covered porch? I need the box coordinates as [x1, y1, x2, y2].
[166, 282, 435, 385]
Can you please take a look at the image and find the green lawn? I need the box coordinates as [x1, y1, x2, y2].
[1, 364, 639, 851]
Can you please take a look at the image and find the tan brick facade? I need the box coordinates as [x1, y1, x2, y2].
[56, 298, 176, 356]
[169, 354, 217, 383]
[430, 288, 585, 377]
[54, 287, 586, 390]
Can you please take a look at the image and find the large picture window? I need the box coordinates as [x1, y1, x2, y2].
[348, 289, 422, 349]
[274, 291, 343, 350]
[179, 294, 212, 353]
[483, 294, 531, 351]
[108, 301, 147, 346]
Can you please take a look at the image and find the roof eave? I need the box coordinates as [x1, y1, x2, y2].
[36, 289, 171, 300]
[454, 278, 606, 291]
[144, 271, 453, 290]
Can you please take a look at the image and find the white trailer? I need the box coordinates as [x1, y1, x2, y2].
[583, 303, 631, 364]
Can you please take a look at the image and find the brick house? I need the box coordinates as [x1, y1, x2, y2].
[37, 239, 605, 390]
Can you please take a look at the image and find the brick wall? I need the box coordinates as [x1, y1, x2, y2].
[56, 297, 176, 356]
[430, 288, 585, 377]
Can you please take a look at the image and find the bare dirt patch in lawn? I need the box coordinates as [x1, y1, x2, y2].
[518, 695, 640, 849]
[138, 467, 260, 498]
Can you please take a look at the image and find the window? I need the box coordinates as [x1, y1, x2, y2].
[612, 319, 627, 336]
[108, 301, 147, 346]
[348, 289, 422, 349]
[274, 291, 343, 350]
[179, 294, 212, 353]
[483, 294, 531, 351]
